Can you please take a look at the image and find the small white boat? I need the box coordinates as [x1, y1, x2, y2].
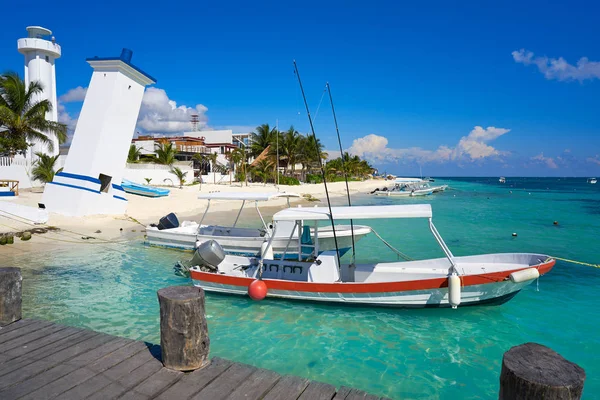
[189, 204, 555, 308]
[372, 180, 433, 196]
[588, 178, 597, 184]
[146, 192, 371, 257]
[499, 177, 506, 183]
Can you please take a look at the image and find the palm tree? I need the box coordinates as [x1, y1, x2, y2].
[207, 153, 219, 184]
[31, 152, 61, 184]
[252, 158, 274, 185]
[250, 124, 277, 158]
[231, 146, 249, 186]
[127, 144, 142, 163]
[275, 126, 301, 176]
[0, 72, 67, 156]
[169, 166, 187, 188]
[154, 141, 177, 165]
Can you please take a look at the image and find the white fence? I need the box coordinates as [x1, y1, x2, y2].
[123, 163, 195, 186]
[0, 157, 30, 167]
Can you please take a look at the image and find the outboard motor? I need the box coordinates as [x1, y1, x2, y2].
[174, 240, 225, 277]
[157, 213, 179, 230]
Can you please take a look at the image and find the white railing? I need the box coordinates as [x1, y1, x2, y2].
[125, 161, 192, 170]
[0, 157, 32, 167]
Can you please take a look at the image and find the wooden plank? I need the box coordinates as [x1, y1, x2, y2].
[121, 368, 183, 399]
[156, 357, 233, 400]
[334, 386, 380, 400]
[191, 362, 258, 400]
[263, 375, 310, 400]
[58, 372, 113, 400]
[87, 341, 153, 373]
[86, 361, 163, 400]
[0, 321, 70, 353]
[0, 332, 114, 395]
[66, 336, 132, 367]
[0, 320, 52, 345]
[3, 326, 83, 360]
[96, 344, 159, 380]
[0, 330, 91, 379]
[227, 368, 281, 400]
[0, 362, 79, 398]
[0, 319, 38, 336]
[18, 366, 100, 400]
[0, 331, 104, 390]
[298, 381, 337, 400]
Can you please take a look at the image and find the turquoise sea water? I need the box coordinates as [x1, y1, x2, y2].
[5, 177, 600, 399]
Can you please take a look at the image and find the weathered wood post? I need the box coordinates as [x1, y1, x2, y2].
[157, 286, 210, 371]
[0, 267, 22, 326]
[500, 342, 586, 399]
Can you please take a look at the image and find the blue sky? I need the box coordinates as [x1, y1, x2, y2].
[2, 0, 600, 176]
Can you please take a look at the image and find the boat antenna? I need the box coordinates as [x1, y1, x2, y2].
[293, 60, 341, 270]
[276, 118, 279, 189]
[326, 82, 356, 265]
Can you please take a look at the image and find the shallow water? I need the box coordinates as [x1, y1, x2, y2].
[5, 177, 600, 399]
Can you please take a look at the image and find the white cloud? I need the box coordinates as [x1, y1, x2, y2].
[347, 126, 510, 165]
[531, 153, 558, 169]
[136, 88, 208, 135]
[58, 86, 87, 103]
[512, 49, 600, 82]
[587, 155, 600, 166]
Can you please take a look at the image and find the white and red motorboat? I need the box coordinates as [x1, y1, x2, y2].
[188, 204, 555, 308]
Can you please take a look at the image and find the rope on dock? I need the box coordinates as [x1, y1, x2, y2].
[553, 256, 600, 269]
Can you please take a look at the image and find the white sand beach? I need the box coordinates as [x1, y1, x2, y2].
[0, 180, 386, 255]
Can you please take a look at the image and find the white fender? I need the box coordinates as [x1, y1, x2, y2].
[509, 268, 540, 283]
[448, 273, 461, 309]
[260, 241, 273, 260]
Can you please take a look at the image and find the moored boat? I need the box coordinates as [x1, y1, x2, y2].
[188, 204, 555, 308]
[121, 179, 170, 197]
[147, 192, 371, 256]
[588, 178, 597, 184]
[499, 177, 506, 183]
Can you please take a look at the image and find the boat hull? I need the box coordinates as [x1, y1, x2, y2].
[190, 256, 555, 308]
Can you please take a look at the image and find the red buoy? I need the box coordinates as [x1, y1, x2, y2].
[248, 280, 268, 301]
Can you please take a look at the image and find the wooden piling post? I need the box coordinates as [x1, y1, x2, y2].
[0, 267, 22, 326]
[157, 286, 210, 371]
[500, 342, 586, 399]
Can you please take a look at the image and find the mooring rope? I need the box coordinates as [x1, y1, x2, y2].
[552, 256, 600, 269]
[368, 227, 413, 261]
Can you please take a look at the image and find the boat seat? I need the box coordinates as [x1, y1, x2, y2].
[307, 251, 340, 283]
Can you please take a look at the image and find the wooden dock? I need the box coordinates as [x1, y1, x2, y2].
[0, 319, 386, 400]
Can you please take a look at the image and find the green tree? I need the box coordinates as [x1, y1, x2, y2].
[0, 72, 67, 156]
[277, 126, 301, 176]
[154, 141, 177, 165]
[169, 166, 187, 188]
[250, 123, 277, 158]
[252, 158, 274, 185]
[207, 152, 219, 184]
[31, 152, 62, 184]
[231, 146, 249, 186]
[127, 144, 142, 163]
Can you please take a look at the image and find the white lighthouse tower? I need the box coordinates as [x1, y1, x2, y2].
[41, 49, 155, 216]
[17, 26, 61, 158]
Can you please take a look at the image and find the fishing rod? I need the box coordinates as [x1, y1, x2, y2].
[326, 82, 356, 265]
[293, 61, 342, 270]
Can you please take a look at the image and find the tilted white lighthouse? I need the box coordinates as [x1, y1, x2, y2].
[41, 48, 156, 216]
[17, 26, 61, 158]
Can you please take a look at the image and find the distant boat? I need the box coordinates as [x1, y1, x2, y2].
[588, 178, 597, 184]
[121, 179, 170, 197]
[499, 177, 506, 183]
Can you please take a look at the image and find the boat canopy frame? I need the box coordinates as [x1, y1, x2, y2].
[264, 204, 458, 272]
[197, 192, 300, 232]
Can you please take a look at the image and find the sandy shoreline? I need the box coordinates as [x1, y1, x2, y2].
[0, 180, 386, 255]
